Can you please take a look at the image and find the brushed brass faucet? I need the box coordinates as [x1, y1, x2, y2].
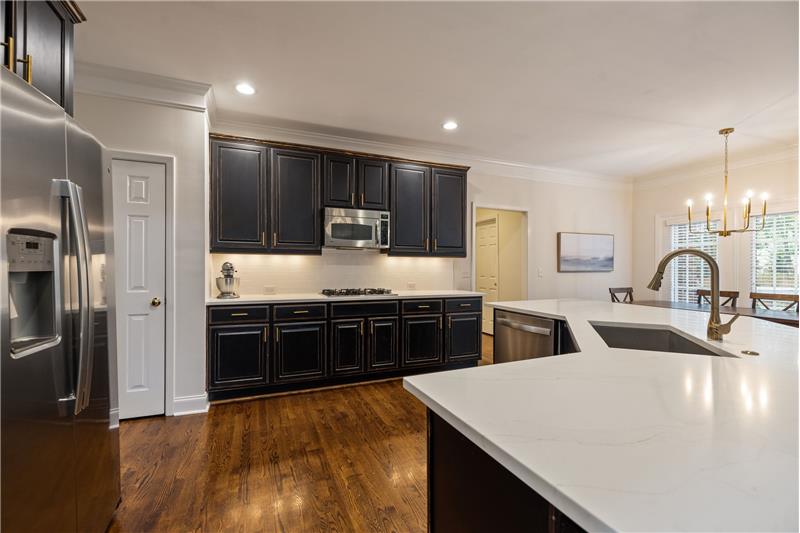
[647, 249, 739, 341]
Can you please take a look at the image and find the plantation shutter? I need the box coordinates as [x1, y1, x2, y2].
[750, 211, 799, 301]
[669, 221, 720, 303]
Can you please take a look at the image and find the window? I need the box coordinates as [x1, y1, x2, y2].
[669, 221, 719, 303]
[750, 211, 799, 302]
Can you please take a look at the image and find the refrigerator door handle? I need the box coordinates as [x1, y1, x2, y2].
[56, 179, 94, 415]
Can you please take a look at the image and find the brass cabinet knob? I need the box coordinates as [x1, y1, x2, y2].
[151, 297, 162, 307]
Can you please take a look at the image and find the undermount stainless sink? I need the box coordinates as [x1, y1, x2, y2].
[590, 322, 735, 357]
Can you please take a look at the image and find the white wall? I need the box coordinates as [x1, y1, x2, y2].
[632, 155, 799, 301]
[74, 92, 209, 415]
[457, 172, 634, 301]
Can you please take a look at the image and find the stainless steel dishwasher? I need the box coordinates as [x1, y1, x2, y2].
[494, 309, 556, 363]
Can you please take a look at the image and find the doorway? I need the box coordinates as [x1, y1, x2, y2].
[474, 207, 528, 337]
[111, 157, 168, 419]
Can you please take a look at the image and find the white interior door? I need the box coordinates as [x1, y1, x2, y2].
[477, 218, 499, 334]
[112, 159, 166, 419]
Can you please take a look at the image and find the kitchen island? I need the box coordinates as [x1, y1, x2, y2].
[404, 299, 798, 532]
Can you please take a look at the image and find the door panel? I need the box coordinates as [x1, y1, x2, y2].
[402, 315, 442, 366]
[324, 154, 356, 207]
[271, 149, 321, 251]
[358, 159, 389, 210]
[208, 325, 268, 389]
[330, 319, 363, 375]
[476, 219, 498, 334]
[274, 321, 326, 382]
[390, 163, 430, 254]
[446, 312, 481, 361]
[367, 317, 398, 371]
[112, 159, 166, 418]
[211, 141, 268, 250]
[432, 168, 466, 256]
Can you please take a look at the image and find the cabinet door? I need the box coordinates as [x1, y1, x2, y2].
[330, 319, 364, 375]
[208, 325, 268, 390]
[274, 321, 326, 382]
[324, 154, 356, 208]
[14, 1, 74, 113]
[445, 312, 481, 362]
[210, 141, 269, 251]
[390, 163, 430, 254]
[271, 148, 321, 252]
[402, 315, 442, 366]
[431, 168, 467, 257]
[358, 159, 389, 210]
[367, 317, 398, 371]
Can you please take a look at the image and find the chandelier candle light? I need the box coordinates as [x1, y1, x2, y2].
[686, 128, 767, 237]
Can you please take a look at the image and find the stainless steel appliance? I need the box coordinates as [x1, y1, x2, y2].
[1, 68, 121, 532]
[494, 309, 556, 363]
[215, 261, 240, 299]
[323, 207, 390, 249]
[321, 287, 394, 297]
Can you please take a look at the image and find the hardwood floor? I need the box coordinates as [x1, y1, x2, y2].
[109, 381, 428, 533]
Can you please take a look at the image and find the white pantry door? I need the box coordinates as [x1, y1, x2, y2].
[476, 218, 498, 334]
[112, 159, 166, 419]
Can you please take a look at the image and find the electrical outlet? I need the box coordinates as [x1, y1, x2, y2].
[407, 281, 417, 290]
[537, 267, 543, 278]
[263, 285, 275, 295]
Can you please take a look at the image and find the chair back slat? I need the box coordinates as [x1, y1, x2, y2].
[750, 292, 799, 312]
[696, 289, 739, 307]
[609, 287, 634, 304]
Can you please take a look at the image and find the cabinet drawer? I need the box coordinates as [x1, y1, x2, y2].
[402, 299, 443, 314]
[274, 303, 327, 321]
[445, 298, 482, 313]
[209, 305, 270, 324]
[330, 300, 399, 318]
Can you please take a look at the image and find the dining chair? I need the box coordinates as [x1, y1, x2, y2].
[750, 292, 799, 312]
[609, 287, 634, 303]
[696, 289, 739, 307]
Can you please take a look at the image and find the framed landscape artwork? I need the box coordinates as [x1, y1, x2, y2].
[557, 232, 614, 272]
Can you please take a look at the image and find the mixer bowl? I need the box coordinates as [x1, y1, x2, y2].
[216, 277, 240, 299]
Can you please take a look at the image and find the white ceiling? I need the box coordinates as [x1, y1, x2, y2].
[74, 1, 798, 181]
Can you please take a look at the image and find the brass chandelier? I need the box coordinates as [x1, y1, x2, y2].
[686, 128, 767, 237]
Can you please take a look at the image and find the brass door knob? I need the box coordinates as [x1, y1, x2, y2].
[151, 297, 162, 307]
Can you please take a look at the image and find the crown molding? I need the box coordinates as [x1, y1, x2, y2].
[213, 116, 633, 192]
[74, 61, 212, 114]
[633, 144, 798, 191]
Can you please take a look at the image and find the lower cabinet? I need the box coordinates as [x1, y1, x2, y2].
[445, 312, 481, 362]
[274, 321, 327, 382]
[367, 317, 399, 371]
[330, 319, 364, 375]
[208, 324, 269, 390]
[402, 314, 443, 366]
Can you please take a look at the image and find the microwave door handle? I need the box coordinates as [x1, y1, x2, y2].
[375, 219, 380, 246]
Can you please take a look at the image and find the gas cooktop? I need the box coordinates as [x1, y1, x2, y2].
[320, 288, 394, 297]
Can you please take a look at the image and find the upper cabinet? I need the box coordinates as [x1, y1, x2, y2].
[209, 134, 468, 257]
[1, 1, 83, 114]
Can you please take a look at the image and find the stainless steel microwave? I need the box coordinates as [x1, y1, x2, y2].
[324, 207, 390, 249]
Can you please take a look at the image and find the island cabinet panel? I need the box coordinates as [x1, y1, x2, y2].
[270, 148, 321, 253]
[273, 321, 327, 382]
[402, 315, 442, 366]
[330, 319, 364, 375]
[431, 168, 467, 256]
[445, 312, 481, 362]
[390, 163, 431, 255]
[323, 154, 357, 208]
[210, 141, 269, 251]
[208, 324, 268, 390]
[366, 317, 399, 371]
[357, 159, 389, 210]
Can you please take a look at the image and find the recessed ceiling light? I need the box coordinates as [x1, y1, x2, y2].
[235, 82, 255, 95]
[442, 120, 458, 131]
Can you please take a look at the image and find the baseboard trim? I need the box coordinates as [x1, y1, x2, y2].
[173, 393, 210, 416]
[109, 407, 120, 429]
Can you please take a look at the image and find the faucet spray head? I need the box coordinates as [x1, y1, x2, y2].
[647, 271, 664, 291]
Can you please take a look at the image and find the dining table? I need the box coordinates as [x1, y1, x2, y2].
[634, 300, 799, 328]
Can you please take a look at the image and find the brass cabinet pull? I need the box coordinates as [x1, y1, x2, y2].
[0, 36, 15, 73]
[272, 232, 277, 247]
[370, 321, 374, 335]
[360, 193, 365, 206]
[425, 238, 429, 251]
[292, 309, 309, 314]
[261, 231, 266, 246]
[17, 54, 31, 84]
[230, 312, 248, 317]
[418, 304, 430, 309]
[434, 239, 438, 251]
[351, 192, 355, 206]
[459, 303, 471, 307]
[263, 326, 268, 343]
[359, 321, 364, 336]
[438, 317, 442, 330]
[276, 328, 280, 343]
[448, 316, 452, 329]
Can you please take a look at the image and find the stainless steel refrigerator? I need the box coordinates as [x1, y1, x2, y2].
[1, 68, 121, 531]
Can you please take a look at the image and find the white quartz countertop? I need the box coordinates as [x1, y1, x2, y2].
[206, 289, 482, 305]
[404, 299, 799, 532]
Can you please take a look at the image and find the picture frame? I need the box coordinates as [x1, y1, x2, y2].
[557, 232, 614, 272]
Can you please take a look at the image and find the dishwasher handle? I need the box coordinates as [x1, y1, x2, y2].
[496, 317, 551, 336]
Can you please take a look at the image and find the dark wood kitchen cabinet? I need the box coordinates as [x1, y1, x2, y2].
[391, 163, 431, 254]
[358, 159, 389, 210]
[323, 154, 356, 208]
[208, 324, 268, 390]
[402, 314, 442, 366]
[210, 140, 269, 251]
[445, 312, 481, 362]
[330, 319, 364, 375]
[366, 317, 399, 371]
[431, 168, 467, 256]
[270, 148, 322, 252]
[323, 156, 389, 211]
[273, 321, 327, 382]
